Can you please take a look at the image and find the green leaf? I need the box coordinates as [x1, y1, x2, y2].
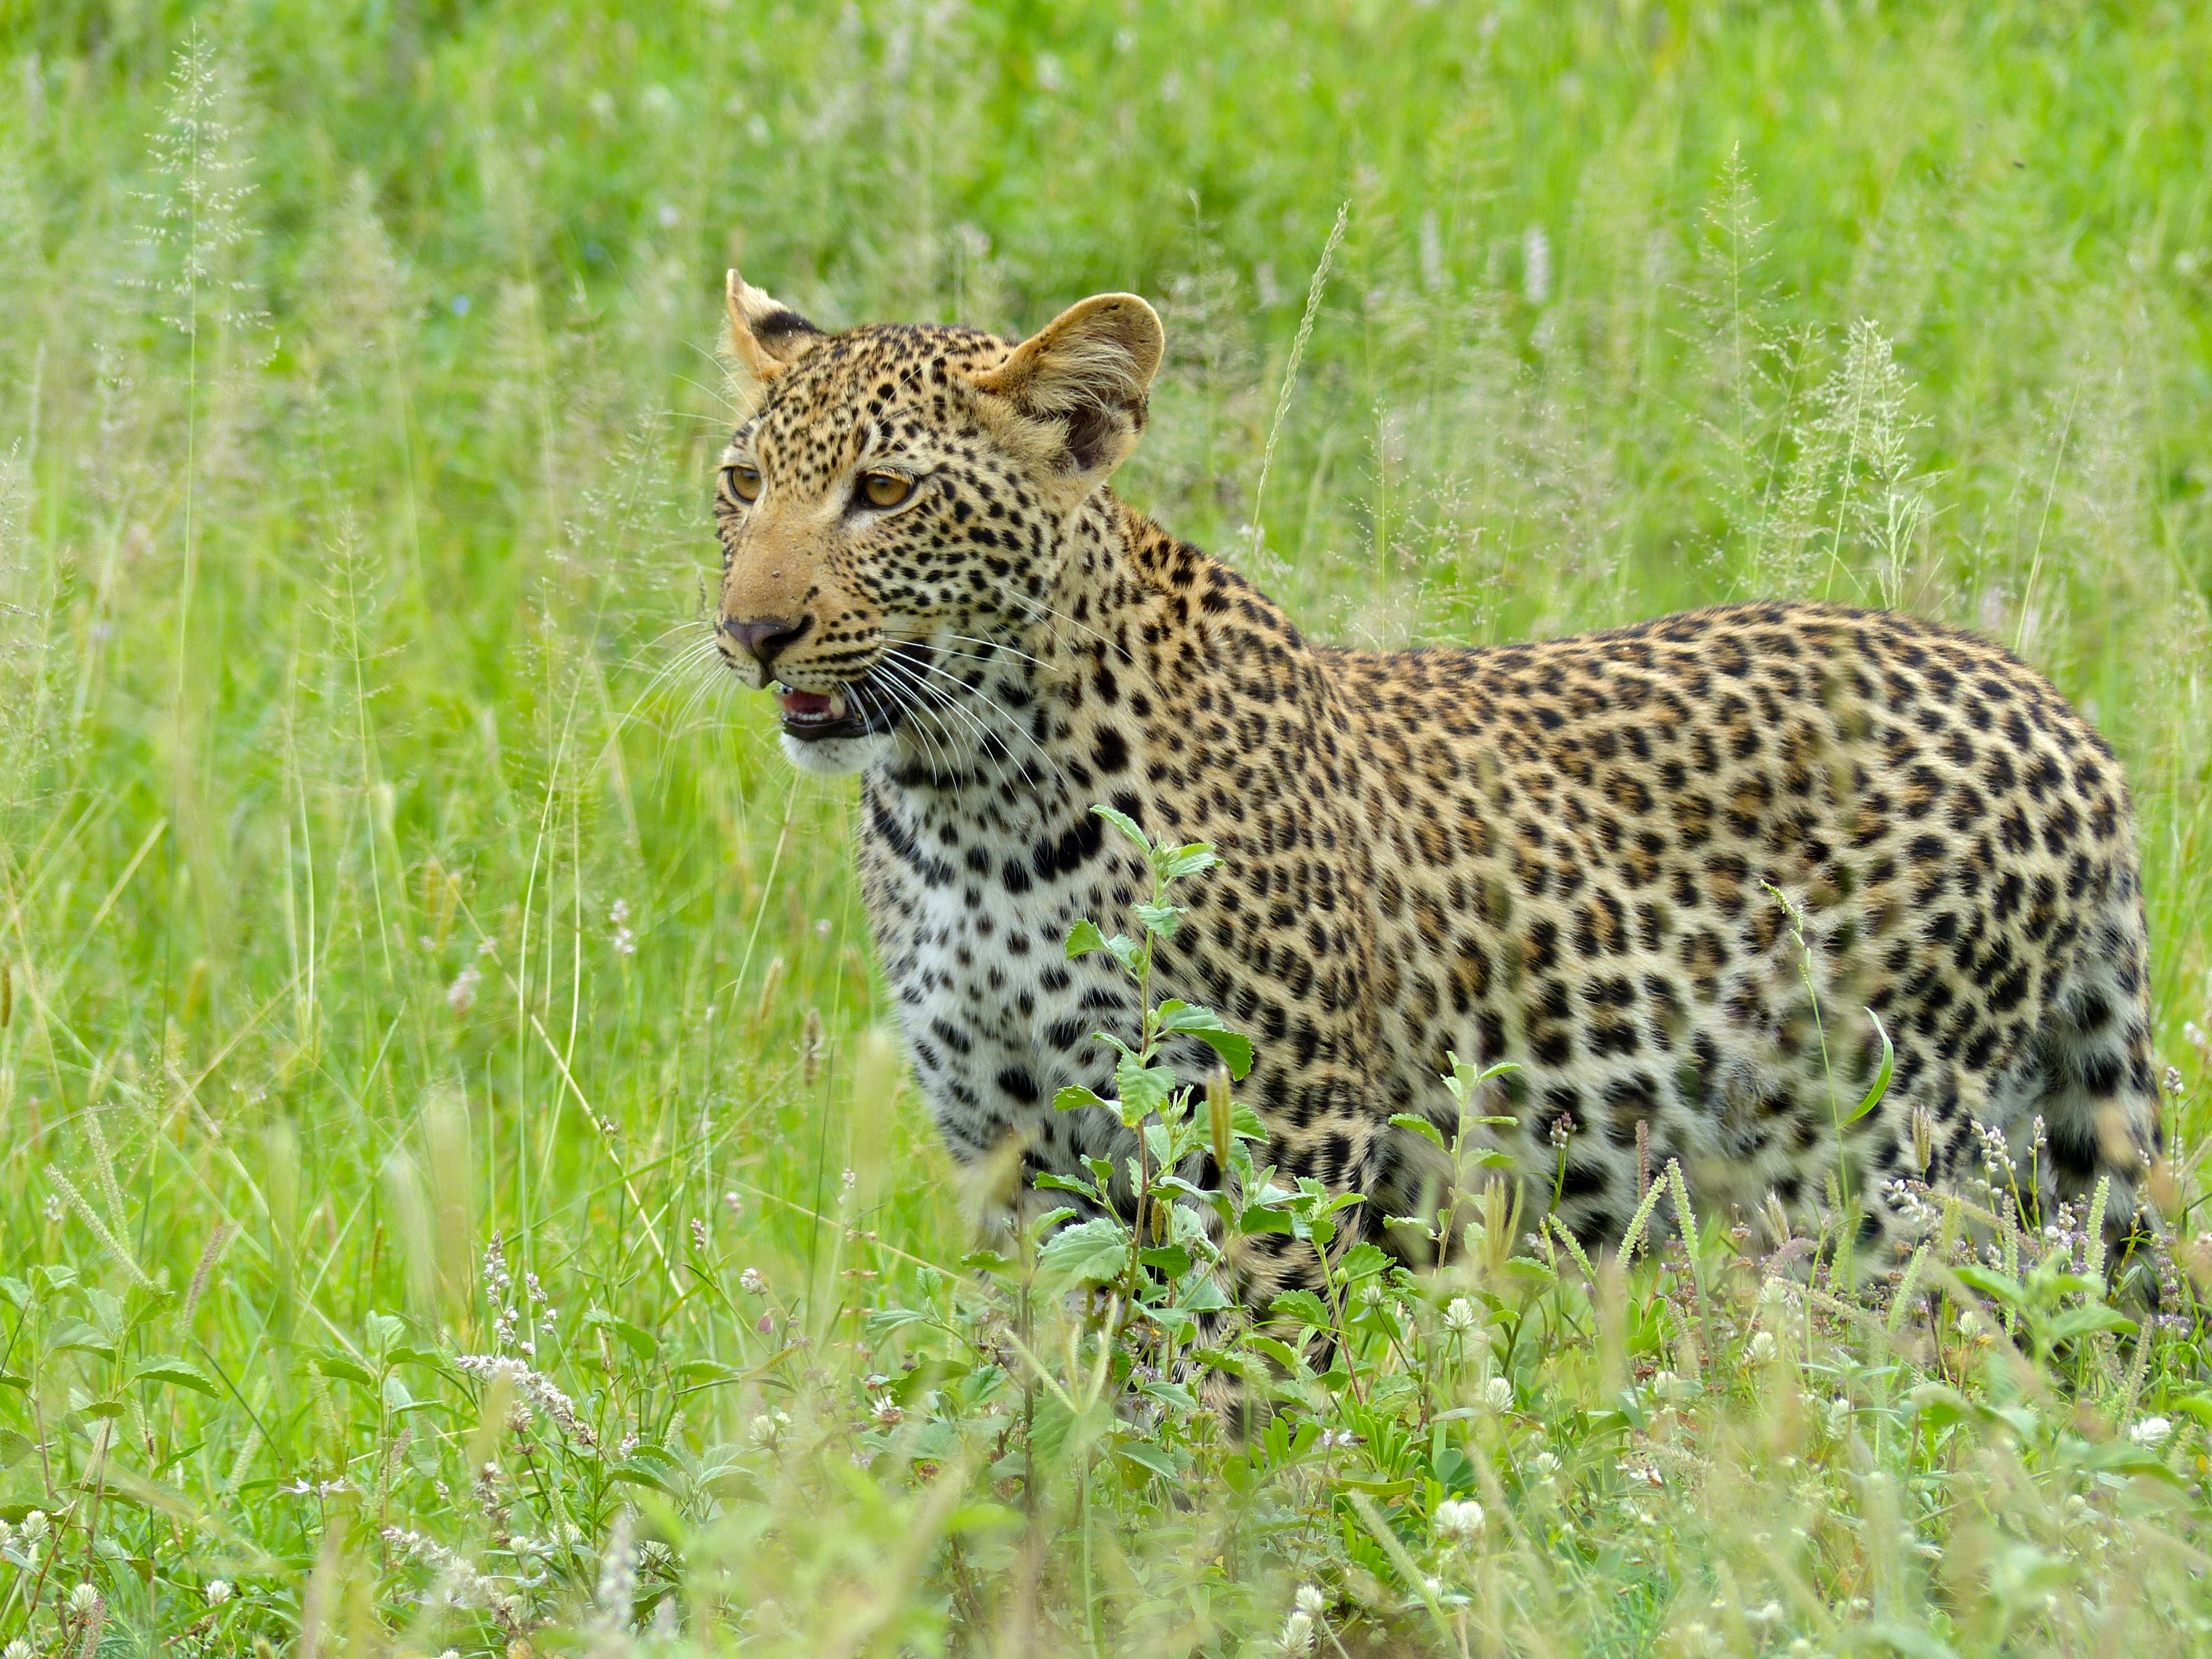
[583, 1308, 659, 1361]
[1140, 1378, 1202, 1413]
[1244, 1334, 1313, 1376]
[1091, 802, 1151, 853]
[0, 1373, 28, 1390]
[1155, 843, 1219, 882]
[1389, 1112, 1446, 1149]
[1038, 1218, 1131, 1283]
[1952, 1264, 2026, 1308]
[1238, 1203, 1295, 1237]
[1114, 1056, 1178, 1125]
[2169, 1394, 2212, 1426]
[670, 1359, 741, 1384]
[1103, 934, 1146, 977]
[1052, 1086, 1107, 1115]
[2044, 1305, 2137, 1342]
[131, 1357, 218, 1396]
[1271, 1289, 1334, 1329]
[314, 1352, 375, 1387]
[1338, 1242, 1392, 1284]
[48, 1319, 114, 1359]
[943, 1501, 1026, 1536]
[1844, 1008, 1896, 1125]
[1034, 1170, 1100, 1200]
[1065, 919, 1107, 959]
[1138, 1244, 1193, 1279]
[1157, 1001, 1254, 1078]
[1133, 901, 1183, 937]
[863, 1307, 931, 1338]
[611, 1453, 682, 1495]
[1177, 1274, 1234, 1313]
[1112, 1436, 1183, 1480]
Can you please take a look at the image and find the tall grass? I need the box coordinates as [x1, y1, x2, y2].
[2, 2, 2210, 1653]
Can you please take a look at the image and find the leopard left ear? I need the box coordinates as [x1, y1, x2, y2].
[725, 269, 823, 383]
[972, 293, 1163, 479]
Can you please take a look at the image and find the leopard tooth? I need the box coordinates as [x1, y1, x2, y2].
[828, 689, 849, 721]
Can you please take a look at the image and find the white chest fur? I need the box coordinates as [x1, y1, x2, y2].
[859, 778, 1142, 1180]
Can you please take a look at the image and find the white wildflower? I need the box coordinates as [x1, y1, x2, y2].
[1433, 1498, 1485, 1543]
[740, 1266, 767, 1294]
[1481, 1375, 1514, 1413]
[1443, 1296, 1479, 1333]
[1295, 1585, 1326, 1616]
[205, 1580, 233, 1606]
[4, 1642, 31, 1659]
[1277, 1608, 1316, 1653]
[1747, 1330, 1778, 1363]
[2128, 1416, 2173, 1449]
[19, 1510, 48, 1542]
[69, 1584, 101, 1616]
[454, 1354, 597, 1449]
[1527, 1451, 1560, 1481]
[749, 1411, 789, 1447]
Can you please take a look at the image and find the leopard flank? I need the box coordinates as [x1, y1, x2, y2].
[708, 274, 2166, 1319]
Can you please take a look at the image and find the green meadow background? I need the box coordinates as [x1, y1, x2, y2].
[2, 2, 2210, 1653]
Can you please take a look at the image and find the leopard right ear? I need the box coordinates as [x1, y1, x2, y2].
[725, 270, 823, 383]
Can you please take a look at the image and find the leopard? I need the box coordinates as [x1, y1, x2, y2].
[707, 271, 2167, 1324]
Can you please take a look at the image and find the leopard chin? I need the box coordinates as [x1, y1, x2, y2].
[779, 729, 893, 775]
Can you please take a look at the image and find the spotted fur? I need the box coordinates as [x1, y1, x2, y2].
[709, 278, 2164, 1316]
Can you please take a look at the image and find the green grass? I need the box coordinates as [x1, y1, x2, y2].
[3, 1, 2212, 1653]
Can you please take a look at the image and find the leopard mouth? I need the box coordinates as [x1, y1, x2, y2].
[773, 643, 935, 743]
[778, 685, 872, 742]
[775, 679, 903, 742]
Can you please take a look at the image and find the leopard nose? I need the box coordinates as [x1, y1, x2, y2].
[721, 614, 810, 667]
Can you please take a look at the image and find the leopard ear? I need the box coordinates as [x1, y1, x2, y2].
[972, 293, 1163, 478]
[725, 270, 823, 382]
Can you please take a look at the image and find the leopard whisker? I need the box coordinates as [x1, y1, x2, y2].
[890, 649, 1062, 792]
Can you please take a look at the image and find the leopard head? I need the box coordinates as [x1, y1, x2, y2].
[711, 273, 1163, 775]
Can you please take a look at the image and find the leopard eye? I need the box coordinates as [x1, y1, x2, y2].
[728, 463, 762, 502]
[860, 471, 913, 509]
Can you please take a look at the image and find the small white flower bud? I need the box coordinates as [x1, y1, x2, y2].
[1481, 1376, 1514, 1412]
[69, 1583, 101, 1616]
[1294, 1584, 1326, 1616]
[206, 1580, 234, 1606]
[19, 1510, 48, 1542]
[2128, 1416, 2173, 1448]
[1443, 1296, 1478, 1333]
[1747, 1331, 1778, 1363]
